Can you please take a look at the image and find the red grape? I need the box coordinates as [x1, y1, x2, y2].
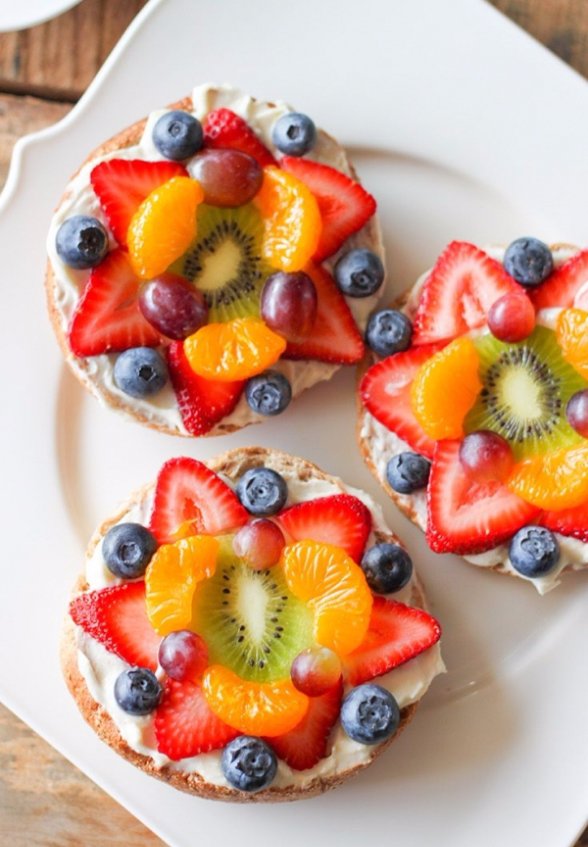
[232, 519, 285, 570]
[459, 430, 515, 482]
[139, 273, 208, 339]
[189, 148, 262, 207]
[290, 647, 342, 696]
[260, 271, 318, 342]
[487, 292, 536, 342]
[566, 390, 588, 437]
[158, 630, 208, 681]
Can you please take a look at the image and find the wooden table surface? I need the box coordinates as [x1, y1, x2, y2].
[0, 1, 587, 844]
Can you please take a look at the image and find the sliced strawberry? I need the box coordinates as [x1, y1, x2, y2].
[266, 679, 342, 771]
[202, 108, 276, 167]
[90, 158, 187, 245]
[426, 440, 540, 554]
[276, 494, 371, 562]
[540, 500, 588, 543]
[284, 262, 364, 363]
[69, 581, 160, 670]
[412, 242, 520, 345]
[68, 249, 161, 356]
[360, 344, 445, 460]
[154, 678, 238, 760]
[167, 341, 244, 436]
[344, 597, 441, 687]
[280, 157, 376, 261]
[149, 457, 248, 544]
[531, 249, 588, 311]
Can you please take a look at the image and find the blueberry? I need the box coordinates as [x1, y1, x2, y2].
[334, 249, 385, 298]
[55, 215, 108, 269]
[341, 683, 400, 745]
[113, 347, 168, 398]
[102, 522, 158, 579]
[152, 110, 203, 161]
[221, 735, 277, 792]
[503, 237, 553, 287]
[365, 309, 413, 357]
[272, 112, 316, 156]
[508, 526, 560, 577]
[236, 467, 288, 516]
[361, 543, 413, 594]
[386, 452, 431, 494]
[114, 668, 162, 715]
[245, 370, 292, 416]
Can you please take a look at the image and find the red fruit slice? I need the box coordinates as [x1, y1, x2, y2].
[90, 158, 187, 245]
[280, 156, 376, 262]
[360, 344, 445, 460]
[540, 500, 588, 543]
[284, 262, 364, 363]
[343, 597, 441, 687]
[69, 582, 160, 670]
[202, 108, 276, 168]
[426, 440, 540, 554]
[68, 249, 161, 356]
[266, 679, 343, 771]
[154, 679, 238, 760]
[277, 494, 371, 562]
[412, 242, 520, 345]
[167, 341, 244, 436]
[149, 457, 248, 544]
[531, 249, 588, 311]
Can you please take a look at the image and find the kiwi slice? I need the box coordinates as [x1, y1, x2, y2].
[192, 538, 313, 683]
[175, 204, 273, 323]
[465, 326, 587, 459]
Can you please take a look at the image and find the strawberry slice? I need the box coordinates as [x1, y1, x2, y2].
[277, 494, 371, 562]
[149, 457, 248, 544]
[167, 342, 244, 436]
[202, 108, 276, 167]
[68, 249, 161, 356]
[426, 440, 540, 554]
[154, 678, 238, 760]
[266, 679, 342, 771]
[69, 581, 160, 670]
[284, 262, 364, 363]
[540, 500, 588, 543]
[412, 242, 520, 345]
[531, 249, 588, 311]
[90, 158, 187, 245]
[360, 344, 445, 460]
[280, 156, 376, 262]
[344, 597, 441, 687]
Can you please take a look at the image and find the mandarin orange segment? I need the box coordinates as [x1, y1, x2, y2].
[201, 665, 309, 736]
[410, 337, 483, 440]
[280, 540, 372, 656]
[128, 176, 204, 279]
[254, 166, 322, 272]
[145, 535, 218, 635]
[183, 316, 286, 382]
[506, 444, 588, 510]
[556, 308, 588, 379]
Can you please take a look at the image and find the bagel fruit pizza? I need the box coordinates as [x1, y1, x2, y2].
[62, 448, 443, 801]
[46, 84, 384, 436]
[358, 238, 588, 593]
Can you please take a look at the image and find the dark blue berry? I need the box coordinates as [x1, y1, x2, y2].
[366, 309, 412, 357]
[152, 110, 203, 161]
[102, 522, 157, 579]
[386, 452, 431, 494]
[335, 249, 385, 298]
[245, 370, 292, 416]
[55, 215, 108, 269]
[341, 683, 400, 745]
[236, 467, 288, 516]
[503, 238, 553, 287]
[361, 543, 413, 594]
[508, 526, 560, 577]
[272, 112, 316, 156]
[113, 347, 168, 398]
[221, 735, 277, 792]
[114, 668, 162, 715]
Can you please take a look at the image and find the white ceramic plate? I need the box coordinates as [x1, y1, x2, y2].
[1, 1, 587, 845]
[0, 0, 81, 31]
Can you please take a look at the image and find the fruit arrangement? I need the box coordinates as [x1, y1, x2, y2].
[48, 87, 383, 435]
[66, 452, 441, 798]
[360, 238, 588, 585]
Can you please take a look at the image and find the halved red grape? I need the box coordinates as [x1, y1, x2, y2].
[139, 273, 208, 339]
[566, 390, 588, 438]
[487, 292, 536, 342]
[158, 630, 208, 681]
[232, 519, 285, 570]
[260, 271, 317, 342]
[290, 646, 342, 696]
[189, 148, 262, 207]
[459, 430, 514, 482]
